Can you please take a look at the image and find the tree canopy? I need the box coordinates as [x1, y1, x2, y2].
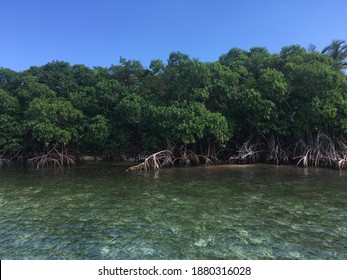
[322, 39, 347, 70]
[1, 40, 347, 169]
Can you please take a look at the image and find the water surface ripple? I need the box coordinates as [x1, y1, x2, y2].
[0, 163, 346, 259]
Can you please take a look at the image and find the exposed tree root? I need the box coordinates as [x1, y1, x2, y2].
[28, 147, 76, 169]
[265, 135, 289, 164]
[198, 154, 220, 165]
[200, 140, 220, 165]
[175, 147, 200, 166]
[336, 141, 347, 170]
[229, 137, 263, 164]
[337, 158, 347, 169]
[126, 144, 216, 171]
[126, 150, 173, 171]
[294, 133, 345, 168]
[0, 156, 11, 166]
[126, 148, 221, 171]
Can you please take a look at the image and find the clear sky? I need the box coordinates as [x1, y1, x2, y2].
[1, 0, 346, 71]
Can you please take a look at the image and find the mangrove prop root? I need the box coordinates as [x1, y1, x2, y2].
[337, 141, 347, 169]
[197, 154, 220, 165]
[28, 147, 76, 169]
[127, 148, 215, 171]
[174, 149, 200, 166]
[229, 138, 262, 164]
[127, 147, 222, 172]
[265, 136, 289, 164]
[126, 150, 173, 172]
[294, 133, 347, 169]
[0, 157, 11, 166]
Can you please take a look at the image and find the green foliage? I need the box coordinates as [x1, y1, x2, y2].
[163, 53, 211, 103]
[280, 45, 307, 64]
[206, 62, 238, 111]
[72, 64, 98, 87]
[322, 39, 347, 70]
[1, 40, 347, 164]
[0, 89, 23, 152]
[246, 47, 271, 78]
[231, 89, 278, 135]
[110, 92, 144, 149]
[82, 115, 111, 153]
[149, 59, 165, 74]
[0, 68, 22, 92]
[154, 101, 230, 144]
[28, 61, 77, 97]
[109, 57, 146, 87]
[0, 88, 19, 113]
[25, 96, 83, 146]
[257, 68, 288, 102]
[219, 48, 250, 85]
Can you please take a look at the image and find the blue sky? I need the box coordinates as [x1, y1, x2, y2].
[1, 0, 346, 71]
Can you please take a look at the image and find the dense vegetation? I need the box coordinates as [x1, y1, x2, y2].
[1, 40, 347, 169]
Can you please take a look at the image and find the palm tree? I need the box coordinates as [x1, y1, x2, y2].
[321, 39, 347, 70]
[307, 43, 318, 53]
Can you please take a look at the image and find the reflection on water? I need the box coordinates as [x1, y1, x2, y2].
[0, 163, 346, 259]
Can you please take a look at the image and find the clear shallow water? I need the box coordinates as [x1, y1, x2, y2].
[0, 163, 346, 260]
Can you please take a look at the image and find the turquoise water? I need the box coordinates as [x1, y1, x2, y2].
[0, 163, 346, 259]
